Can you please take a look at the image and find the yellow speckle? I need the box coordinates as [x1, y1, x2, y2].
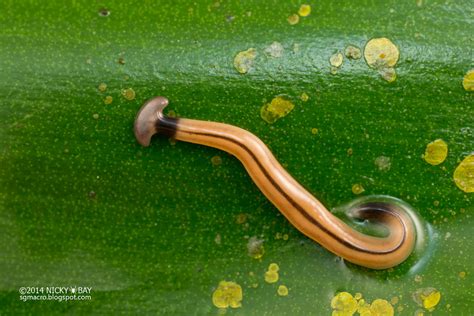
[378, 67, 397, 83]
[413, 288, 441, 311]
[352, 183, 365, 195]
[300, 92, 309, 102]
[104, 96, 113, 105]
[264, 270, 279, 283]
[268, 263, 279, 272]
[453, 154, 474, 193]
[282, 233, 289, 240]
[397, 306, 404, 312]
[330, 66, 339, 75]
[287, 14, 300, 25]
[390, 296, 399, 305]
[414, 309, 424, 316]
[98, 83, 107, 92]
[459, 271, 466, 278]
[370, 299, 394, 316]
[211, 155, 222, 166]
[423, 139, 448, 165]
[463, 69, 474, 91]
[92, 113, 99, 120]
[347, 148, 353, 156]
[233, 48, 257, 74]
[260, 96, 295, 124]
[121, 88, 136, 101]
[354, 293, 363, 300]
[275, 232, 282, 239]
[277, 285, 289, 296]
[414, 275, 423, 283]
[331, 292, 358, 316]
[212, 281, 243, 309]
[298, 4, 311, 17]
[345, 45, 362, 60]
[330, 52, 344, 68]
[364, 38, 399, 69]
[311, 128, 319, 135]
[247, 236, 264, 259]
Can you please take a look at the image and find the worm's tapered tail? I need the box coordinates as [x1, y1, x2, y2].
[134, 96, 416, 269]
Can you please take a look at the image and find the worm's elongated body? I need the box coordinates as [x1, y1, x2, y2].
[134, 96, 417, 269]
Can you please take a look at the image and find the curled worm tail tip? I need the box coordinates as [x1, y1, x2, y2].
[134, 96, 169, 146]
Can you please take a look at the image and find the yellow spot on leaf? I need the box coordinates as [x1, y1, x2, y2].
[235, 213, 247, 224]
[287, 14, 300, 25]
[264, 270, 279, 283]
[212, 281, 243, 309]
[345, 45, 362, 60]
[211, 155, 222, 166]
[104, 96, 113, 105]
[298, 4, 311, 17]
[354, 293, 363, 300]
[378, 67, 397, 83]
[413, 288, 441, 311]
[423, 139, 448, 165]
[453, 154, 474, 193]
[282, 233, 289, 240]
[260, 96, 295, 124]
[364, 38, 399, 69]
[98, 83, 107, 92]
[300, 92, 309, 102]
[121, 88, 136, 101]
[459, 271, 466, 278]
[233, 48, 257, 74]
[463, 69, 474, 91]
[268, 263, 279, 272]
[311, 128, 319, 135]
[330, 52, 344, 68]
[352, 183, 365, 195]
[331, 292, 358, 316]
[277, 285, 289, 296]
[370, 299, 394, 316]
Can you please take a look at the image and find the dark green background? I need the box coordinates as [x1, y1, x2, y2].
[0, 0, 472, 314]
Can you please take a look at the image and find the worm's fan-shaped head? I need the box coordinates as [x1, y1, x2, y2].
[134, 96, 169, 146]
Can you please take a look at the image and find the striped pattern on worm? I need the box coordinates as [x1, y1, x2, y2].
[134, 96, 417, 269]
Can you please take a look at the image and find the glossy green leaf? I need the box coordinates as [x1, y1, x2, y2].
[1, 0, 472, 315]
